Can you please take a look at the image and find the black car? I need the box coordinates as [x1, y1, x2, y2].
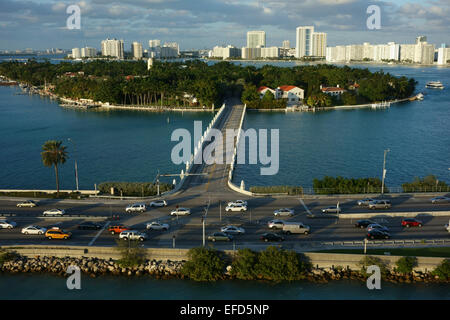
[355, 219, 376, 229]
[261, 233, 284, 242]
[78, 222, 102, 230]
[367, 229, 390, 240]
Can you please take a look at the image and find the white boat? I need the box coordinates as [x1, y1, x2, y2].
[426, 81, 444, 89]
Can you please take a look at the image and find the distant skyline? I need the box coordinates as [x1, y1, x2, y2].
[1, 0, 449, 51]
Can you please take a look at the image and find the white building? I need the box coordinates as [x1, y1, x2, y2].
[160, 46, 178, 58]
[71, 48, 81, 59]
[242, 47, 262, 59]
[163, 42, 180, 55]
[131, 42, 143, 60]
[261, 47, 280, 59]
[437, 47, 450, 65]
[296, 26, 314, 58]
[101, 39, 124, 59]
[312, 32, 327, 57]
[81, 47, 97, 58]
[257, 85, 304, 105]
[247, 31, 266, 48]
[321, 85, 346, 97]
[282, 40, 290, 49]
[149, 40, 161, 48]
[211, 45, 241, 59]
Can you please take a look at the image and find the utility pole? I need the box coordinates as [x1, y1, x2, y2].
[67, 138, 79, 192]
[381, 148, 390, 195]
[202, 199, 210, 247]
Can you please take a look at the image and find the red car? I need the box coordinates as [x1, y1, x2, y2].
[401, 218, 423, 228]
[108, 225, 130, 234]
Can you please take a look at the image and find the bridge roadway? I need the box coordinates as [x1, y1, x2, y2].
[1, 99, 450, 248]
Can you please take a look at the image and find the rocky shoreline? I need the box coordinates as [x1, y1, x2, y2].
[1, 255, 448, 283]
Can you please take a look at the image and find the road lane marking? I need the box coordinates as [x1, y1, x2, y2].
[88, 221, 110, 246]
[299, 199, 313, 215]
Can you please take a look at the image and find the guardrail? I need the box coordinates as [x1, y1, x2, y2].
[338, 211, 450, 219]
[321, 238, 450, 247]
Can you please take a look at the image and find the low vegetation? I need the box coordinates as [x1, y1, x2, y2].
[0, 191, 84, 199]
[402, 175, 449, 193]
[358, 256, 389, 278]
[98, 182, 173, 197]
[249, 185, 303, 195]
[432, 259, 450, 280]
[0, 250, 20, 266]
[395, 256, 418, 274]
[181, 247, 225, 281]
[115, 240, 146, 268]
[313, 176, 386, 194]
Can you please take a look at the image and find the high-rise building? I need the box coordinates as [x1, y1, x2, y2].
[437, 46, 450, 65]
[81, 47, 97, 58]
[163, 42, 180, 56]
[282, 40, 290, 49]
[261, 47, 280, 59]
[247, 31, 266, 48]
[211, 45, 241, 60]
[312, 32, 327, 57]
[295, 26, 314, 58]
[149, 40, 161, 48]
[131, 42, 143, 59]
[241, 47, 262, 59]
[101, 39, 124, 59]
[71, 48, 81, 59]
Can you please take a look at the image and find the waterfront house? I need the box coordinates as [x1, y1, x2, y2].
[257, 86, 276, 99]
[321, 85, 346, 97]
[276, 85, 305, 105]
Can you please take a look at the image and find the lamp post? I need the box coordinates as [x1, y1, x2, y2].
[67, 138, 79, 192]
[381, 149, 390, 195]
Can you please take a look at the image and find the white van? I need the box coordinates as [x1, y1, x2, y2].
[282, 222, 310, 235]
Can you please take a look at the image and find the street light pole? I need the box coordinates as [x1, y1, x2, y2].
[202, 199, 210, 247]
[381, 149, 390, 195]
[68, 138, 79, 192]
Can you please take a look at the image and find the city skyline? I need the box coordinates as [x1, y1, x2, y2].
[0, 0, 449, 51]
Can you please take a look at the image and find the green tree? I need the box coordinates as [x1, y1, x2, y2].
[255, 246, 307, 281]
[395, 256, 417, 274]
[230, 248, 258, 280]
[41, 140, 68, 196]
[432, 259, 450, 280]
[181, 248, 225, 281]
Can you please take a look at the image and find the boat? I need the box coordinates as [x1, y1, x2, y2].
[426, 81, 444, 89]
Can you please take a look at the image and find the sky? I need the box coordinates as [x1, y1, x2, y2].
[0, 0, 449, 51]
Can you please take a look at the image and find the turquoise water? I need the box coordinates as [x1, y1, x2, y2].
[0, 274, 448, 300]
[0, 63, 449, 190]
[0, 87, 212, 189]
[233, 64, 450, 188]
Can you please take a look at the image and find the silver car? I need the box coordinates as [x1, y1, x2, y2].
[0, 220, 17, 229]
[220, 225, 245, 234]
[43, 209, 65, 216]
[368, 200, 391, 209]
[357, 198, 375, 206]
[170, 208, 191, 216]
[273, 208, 294, 217]
[146, 221, 169, 231]
[431, 196, 450, 204]
[267, 219, 285, 229]
[321, 206, 341, 214]
[119, 230, 148, 241]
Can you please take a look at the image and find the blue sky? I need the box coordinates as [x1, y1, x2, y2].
[0, 0, 449, 51]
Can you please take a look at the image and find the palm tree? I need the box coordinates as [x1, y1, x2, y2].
[41, 140, 68, 196]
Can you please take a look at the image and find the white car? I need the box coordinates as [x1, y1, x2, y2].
[227, 200, 248, 207]
[321, 206, 341, 214]
[445, 220, 450, 233]
[43, 209, 65, 216]
[17, 200, 37, 207]
[0, 220, 17, 229]
[21, 225, 47, 235]
[357, 198, 375, 206]
[119, 230, 148, 241]
[125, 203, 146, 213]
[220, 225, 245, 234]
[146, 221, 170, 231]
[150, 200, 167, 207]
[225, 203, 247, 212]
[267, 219, 286, 229]
[431, 196, 450, 204]
[273, 208, 294, 217]
[170, 208, 191, 216]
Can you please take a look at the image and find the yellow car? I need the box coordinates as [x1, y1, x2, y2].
[45, 228, 72, 240]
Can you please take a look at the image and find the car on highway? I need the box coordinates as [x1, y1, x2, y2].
[208, 232, 233, 242]
[0, 220, 17, 229]
[42, 209, 65, 216]
[170, 208, 191, 216]
[146, 221, 169, 231]
[355, 219, 377, 228]
[368, 200, 391, 209]
[220, 225, 245, 235]
[227, 200, 248, 207]
[273, 208, 294, 217]
[401, 218, 423, 228]
[267, 219, 286, 229]
[16, 200, 38, 208]
[77, 222, 102, 230]
[21, 225, 47, 235]
[119, 230, 148, 241]
[125, 203, 147, 213]
[367, 229, 390, 240]
[357, 198, 375, 206]
[431, 196, 450, 204]
[321, 206, 341, 214]
[282, 222, 310, 235]
[225, 203, 247, 212]
[149, 200, 168, 207]
[45, 228, 71, 240]
[446, 221, 450, 233]
[367, 223, 389, 233]
[260, 233, 284, 242]
[108, 225, 130, 235]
